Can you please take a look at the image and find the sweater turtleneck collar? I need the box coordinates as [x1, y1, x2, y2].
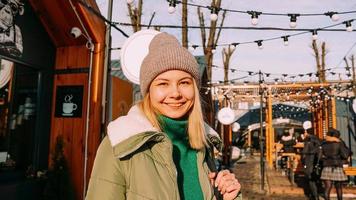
[159, 115, 188, 141]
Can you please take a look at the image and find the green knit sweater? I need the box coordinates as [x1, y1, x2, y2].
[160, 116, 204, 200]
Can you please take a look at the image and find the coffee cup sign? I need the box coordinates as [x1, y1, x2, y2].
[55, 85, 83, 118]
[62, 94, 77, 116]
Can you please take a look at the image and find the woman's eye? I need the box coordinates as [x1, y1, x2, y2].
[180, 81, 191, 85]
[157, 82, 168, 86]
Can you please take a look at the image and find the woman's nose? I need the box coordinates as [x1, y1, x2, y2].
[169, 85, 181, 98]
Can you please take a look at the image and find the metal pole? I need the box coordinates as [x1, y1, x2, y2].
[102, 0, 114, 135]
[347, 99, 353, 166]
[259, 70, 265, 190]
[222, 97, 230, 168]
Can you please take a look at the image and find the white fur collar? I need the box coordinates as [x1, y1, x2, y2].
[107, 105, 158, 146]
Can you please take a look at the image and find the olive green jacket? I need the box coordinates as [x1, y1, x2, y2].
[86, 106, 241, 200]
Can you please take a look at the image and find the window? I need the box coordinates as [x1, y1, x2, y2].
[0, 58, 38, 172]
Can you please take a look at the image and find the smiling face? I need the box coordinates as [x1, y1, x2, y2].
[149, 70, 195, 119]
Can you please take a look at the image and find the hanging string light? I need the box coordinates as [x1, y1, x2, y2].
[311, 29, 318, 40]
[209, 6, 219, 21]
[211, 46, 217, 54]
[231, 42, 239, 50]
[247, 11, 262, 25]
[288, 14, 299, 28]
[255, 40, 263, 49]
[167, 0, 177, 14]
[281, 35, 289, 46]
[344, 20, 353, 32]
[325, 11, 340, 22]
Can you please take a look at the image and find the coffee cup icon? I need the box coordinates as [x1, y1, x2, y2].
[62, 102, 77, 116]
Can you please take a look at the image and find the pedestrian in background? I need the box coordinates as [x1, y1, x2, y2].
[86, 32, 241, 200]
[301, 129, 321, 200]
[280, 128, 296, 153]
[320, 128, 350, 200]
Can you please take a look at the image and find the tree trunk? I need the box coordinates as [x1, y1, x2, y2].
[347, 55, 356, 96]
[197, 0, 222, 126]
[182, 0, 188, 48]
[312, 41, 321, 82]
[321, 42, 326, 82]
[127, 0, 143, 32]
[312, 41, 327, 82]
[223, 45, 235, 82]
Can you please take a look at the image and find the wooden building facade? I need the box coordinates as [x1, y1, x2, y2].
[0, 0, 106, 199]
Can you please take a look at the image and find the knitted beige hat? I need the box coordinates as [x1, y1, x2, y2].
[139, 32, 200, 96]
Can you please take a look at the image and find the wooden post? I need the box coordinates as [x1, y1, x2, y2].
[267, 89, 273, 168]
[331, 97, 337, 129]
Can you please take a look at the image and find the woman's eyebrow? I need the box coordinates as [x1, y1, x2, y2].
[179, 77, 193, 81]
[153, 78, 169, 82]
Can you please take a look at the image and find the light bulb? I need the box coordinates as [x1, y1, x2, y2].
[312, 34, 318, 40]
[168, 6, 176, 14]
[212, 48, 216, 54]
[345, 20, 353, 32]
[312, 30, 318, 40]
[346, 25, 353, 32]
[229, 45, 235, 51]
[331, 13, 339, 21]
[256, 40, 263, 49]
[251, 17, 258, 25]
[288, 14, 298, 28]
[282, 36, 289, 46]
[127, 0, 134, 4]
[289, 21, 297, 28]
[210, 13, 218, 21]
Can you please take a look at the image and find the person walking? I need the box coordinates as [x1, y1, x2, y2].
[301, 130, 321, 200]
[85, 32, 241, 200]
[320, 128, 350, 200]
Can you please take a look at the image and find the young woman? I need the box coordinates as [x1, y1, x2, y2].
[86, 32, 241, 200]
[320, 129, 350, 200]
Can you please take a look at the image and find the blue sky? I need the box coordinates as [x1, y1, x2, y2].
[97, 0, 356, 82]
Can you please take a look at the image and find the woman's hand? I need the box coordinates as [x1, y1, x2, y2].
[209, 170, 241, 200]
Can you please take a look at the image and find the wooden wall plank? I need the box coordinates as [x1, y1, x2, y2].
[112, 77, 133, 119]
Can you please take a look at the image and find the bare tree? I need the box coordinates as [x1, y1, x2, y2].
[198, 0, 226, 82]
[222, 45, 235, 82]
[344, 54, 356, 96]
[312, 40, 327, 82]
[127, 0, 143, 32]
[197, 0, 228, 125]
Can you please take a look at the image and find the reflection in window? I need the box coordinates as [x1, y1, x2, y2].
[0, 58, 38, 172]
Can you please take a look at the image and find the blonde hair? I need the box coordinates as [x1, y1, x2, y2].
[137, 80, 207, 150]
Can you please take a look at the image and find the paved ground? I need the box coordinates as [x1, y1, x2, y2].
[231, 155, 356, 200]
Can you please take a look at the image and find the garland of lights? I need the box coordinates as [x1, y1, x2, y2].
[160, 0, 356, 26]
[203, 64, 355, 84]
[114, 18, 355, 50]
[207, 81, 354, 104]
